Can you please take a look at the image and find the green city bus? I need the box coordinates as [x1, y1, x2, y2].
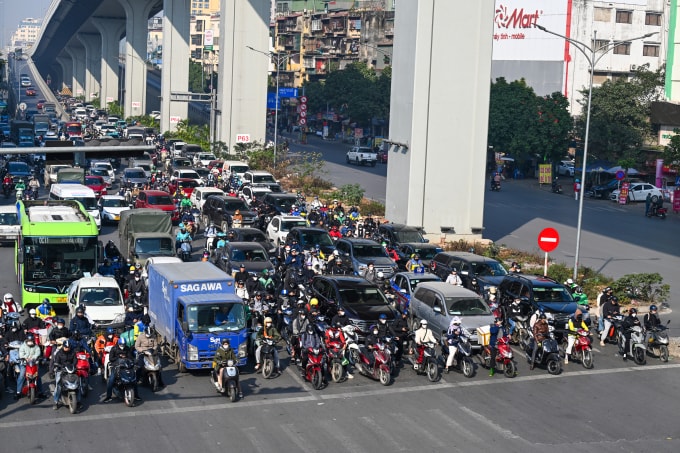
[16, 200, 99, 307]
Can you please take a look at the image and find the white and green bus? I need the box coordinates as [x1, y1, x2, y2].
[16, 200, 99, 307]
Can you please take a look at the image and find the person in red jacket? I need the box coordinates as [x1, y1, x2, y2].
[324, 322, 353, 379]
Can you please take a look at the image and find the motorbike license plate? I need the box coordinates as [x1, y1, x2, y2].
[56, 297, 67, 303]
[564, 323, 570, 329]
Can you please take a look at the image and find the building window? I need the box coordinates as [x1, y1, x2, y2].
[191, 34, 203, 46]
[196, 20, 204, 32]
[643, 44, 660, 57]
[592, 39, 609, 52]
[616, 10, 632, 24]
[613, 42, 631, 55]
[645, 13, 662, 26]
[594, 7, 611, 22]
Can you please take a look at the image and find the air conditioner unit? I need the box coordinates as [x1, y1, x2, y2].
[630, 64, 637, 71]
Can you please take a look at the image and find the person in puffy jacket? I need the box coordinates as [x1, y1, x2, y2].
[52, 340, 80, 411]
[69, 307, 93, 337]
[530, 314, 549, 370]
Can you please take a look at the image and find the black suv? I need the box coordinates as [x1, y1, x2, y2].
[377, 223, 427, 247]
[202, 195, 258, 230]
[430, 252, 507, 292]
[498, 274, 589, 331]
[261, 193, 298, 215]
[285, 227, 336, 256]
[311, 275, 398, 336]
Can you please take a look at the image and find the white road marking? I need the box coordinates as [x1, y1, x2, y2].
[427, 408, 486, 445]
[1, 363, 678, 429]
[458, 405, 523, 440]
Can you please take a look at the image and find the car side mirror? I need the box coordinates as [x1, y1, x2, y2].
[433, 305, 442, 314]
[460, 271, 468, 275]
[423, 239, 429, 243]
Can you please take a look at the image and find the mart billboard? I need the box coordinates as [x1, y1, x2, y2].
[492, 0, 570, 61]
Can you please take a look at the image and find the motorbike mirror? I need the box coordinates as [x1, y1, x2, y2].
[667, 319, 671, 324]
[129, 204, 134, 209]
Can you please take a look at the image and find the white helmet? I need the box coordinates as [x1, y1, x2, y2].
[420, 319, 428, 326]
[451, 316, 462, 326]
[3, 293, 13, 301]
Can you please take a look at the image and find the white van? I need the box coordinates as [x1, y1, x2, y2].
[49, 183, 101, 230]
[67, 276, 125, 327]
[190, 186, 224, 210]
[0, 205, 20, 244]
[221, 161, 249, 180]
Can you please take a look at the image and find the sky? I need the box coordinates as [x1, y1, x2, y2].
[1, 0, 53, 50]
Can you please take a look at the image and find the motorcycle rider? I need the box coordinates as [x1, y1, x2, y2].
[444, 317, 463, 373]
[2, 173, 12, 195]
[14, 178, 26, 198]
[599, 295, 621, 346]
[325, 322, 353, 379]
[299, 323, 323, 378]
[2, 292, 21, 314]
[95, 327, 118, 364]
[15, 333, 46, 400]
[405, 254, 424, 272]
[488, 318, 504, 377]
[134, 326, 165, 387]
[179, 194, 192, 210]
[204, 222, 218, 248]
[621, 308, 642, 360]
[213, 338, 242, 397]
[52, 339, 81, 411]
[376, 313, 396, 339]
[331, 307, 351, 328]
[69, 306, 93, 338]
[291, 309, 310, 362]
[644, 304, 662, 330]
[362, 262, 378, 284]
[22, 308, 45, 331]
[413, 319, 437, 368]
[234, 264, 249, 285]
[235, 280, 249, 300]
[175, 223, 192, 254]
[254, 317, 281, 373]
[392, 310, 410, 362]
[103, 338, 141, 403]
[565, 309, 588, 364]
[530, 313, 550, 370]
[491, 172, 501, 190]
[445, 269, 463, 286]
[28, 176, 40, 197]
[507, 298, 523, 338]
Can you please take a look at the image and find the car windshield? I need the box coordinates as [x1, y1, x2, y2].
[175, 160, 191, 167]
[394, 229, 425, 243]
[471, 261, 507, 277]
[225, 201, 248, 211]
[408, 277, 438, 290]
[253, 174, 276, 183]
[8, 162, 29, 173]
[134, 238, 174, 255]
[273, 197, 296, 210]
[186, 303, 246, 333]
[300, 231, 334, 246]
[181, 171, 199, 179]
[72, 197, 97, 210]
[532, 286, 574, 304]
[102, 198, 128, 208]
[0, 213, 18, 225]
[353, 245, 388, 258]
[79, 287, 122, 306]
[231, 166, 248, 174]
[148, 195, 173, 205]
[239, 231, 266, 242]
[411, 247, 442, 259]
[281, 220, 308, 232]
[338, 286, 388, 306]
[138, 164, 151, 171]
[91, 169, 108, 177]
[446, 297, 491, 316]
[125, 170, 145, 179]
[93, 163, 112, 171]
[85, 177, 102, 185]
[178, 180, 199, 188]
[230, 248, 268, 262]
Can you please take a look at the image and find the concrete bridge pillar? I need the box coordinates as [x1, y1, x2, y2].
[55, 56, 72, 94]
[77, 33, 102, 103]
[92, 17, 126, 109]
[161, 0, 190, 133]
[65, 45, 86, 99]
[385, 0, 493, 238]
[118, 0, 155, 117]
[216, 0, 270, 151]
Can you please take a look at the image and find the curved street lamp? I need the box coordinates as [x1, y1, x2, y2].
[534, 24, 657, 280]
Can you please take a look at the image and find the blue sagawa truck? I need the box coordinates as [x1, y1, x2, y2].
[148, 261, 249, 371]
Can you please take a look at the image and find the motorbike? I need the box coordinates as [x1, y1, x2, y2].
[111, 358, 138, 407]
[646, 320, 670, 362]
[510, 317, 531, 350]
[15, 187, 23, 201]
[301, 346, 326, 390]
[139, 349, 162, 392]
[525, 327, 562, 375]
[58, 365, 82, 414]
[601, 314, 624, 344]
[354, 339, 393, 386]
[551, 180, 563, 194]
[342, 325, 362, 366]
[179, 239, 192, 262]
[326, 341, 346, 383]
[75, 350, 92, 397]
[565, 329, 593, 369]
[647, 204, 667, 219]
[0, 347, 6, 396]
[490, 180, 501, 192]
[481, 336, 517, 378]
[211, 360, 240, 402]
[439, 333, 474, 378]
[17, 359, 40, 404]
[410, 335, 439, 382]
[618, 325, 646, 365]
[3, 182, 11, 199]
[259, 337, 279, 379]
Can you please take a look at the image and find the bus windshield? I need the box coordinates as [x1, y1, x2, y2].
[22, 236, 98, 283]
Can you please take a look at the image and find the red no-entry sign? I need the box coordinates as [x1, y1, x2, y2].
[537, 227, 560, 252]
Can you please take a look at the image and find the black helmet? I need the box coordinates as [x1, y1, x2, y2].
[306, 324, 315, 334]
[539, 313, 547, 320]
[610, 296, 619, 303]
[26, 333, 35, 342]
[629, 307, 638, 315]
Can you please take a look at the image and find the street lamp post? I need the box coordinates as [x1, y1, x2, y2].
[246, 46, 300, 170]
[534, 24, 657, 281]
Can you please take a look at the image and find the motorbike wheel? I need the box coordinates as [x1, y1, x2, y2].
[350, 349, 360, 366]
[81, 377, 89, 397]
[149, 373, 159, 392]
[660, 345, 669, 362]
[124, 388, 135, 407]
[426, 360, 439, 382]
[503, 361, 517, 378]
[331, 362, 343, 383]
[547, 358, 561, 375]
[461, 358, 474, 378]
[581, 350, 594, 369]
[262, 359, 274, 379]
[29, 387, 36, 405]
[311, 369, 324, 390]
[633, 347, 646, 365]
[379, 368, 391, 386]
[229, 385, 238, 402]
[68, 392, 78, 414]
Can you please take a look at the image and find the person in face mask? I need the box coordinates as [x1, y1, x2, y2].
[22, 308, 46, 331]
[376, 313, 396, 339]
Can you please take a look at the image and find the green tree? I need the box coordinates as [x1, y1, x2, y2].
[662, 129, 680, 173]
[189, 60, 206, 93]
[575, 65, 664, 161]
[163, 120, 210, 149]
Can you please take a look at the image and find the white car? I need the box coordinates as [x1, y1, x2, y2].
[266, 215, 309, 247]
[171, 169, 204, 185]
[67, 277, 125, 328]
[141, 256, 183, 287]
[0, 205, 20, 244]
[97, 195, 131, 223]
[91, 161, 115, 182]
[557, 159, 575, 176]
[193, 152, 216, 167]
[609, 183, 663, 202]
[239, 185, 272, 206]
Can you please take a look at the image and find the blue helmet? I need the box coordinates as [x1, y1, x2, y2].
[118, 338, 126, 346]
[281, 289, 288, 296]
[106, 327, 115, 335]
[178, 223, 185, 229]
[379, 313, 387, 320]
